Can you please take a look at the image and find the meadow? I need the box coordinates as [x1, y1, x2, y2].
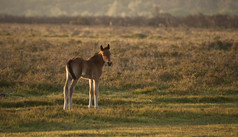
[0, 23, 238, 136]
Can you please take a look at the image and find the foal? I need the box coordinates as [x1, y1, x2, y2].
[63, 44, 112, 109]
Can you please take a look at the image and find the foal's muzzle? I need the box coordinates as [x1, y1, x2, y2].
[107, 62, 112, 66]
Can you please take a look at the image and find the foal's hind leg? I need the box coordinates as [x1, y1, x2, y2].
[63, 74, 72, 110]
[69, 79, 78, 110]
[94, 79, 99, 109]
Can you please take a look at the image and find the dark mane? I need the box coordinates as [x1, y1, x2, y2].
[87, 52, 101, 61]
[94, 52, 99, 55]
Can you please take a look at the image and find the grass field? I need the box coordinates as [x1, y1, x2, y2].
[0, 24, 238, 136]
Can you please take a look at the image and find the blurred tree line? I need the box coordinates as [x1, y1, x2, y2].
[0, 14, 238, 28]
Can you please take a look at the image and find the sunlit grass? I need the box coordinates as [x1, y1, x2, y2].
[1, 124, 237, 137]
[1, 93, 237, 134]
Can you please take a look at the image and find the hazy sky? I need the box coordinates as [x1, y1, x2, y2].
[0, 0, 238, 17]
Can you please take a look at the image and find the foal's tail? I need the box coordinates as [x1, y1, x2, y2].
[66, 59, 77, 80]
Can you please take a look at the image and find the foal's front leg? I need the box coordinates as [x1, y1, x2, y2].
[88, 79, 94, 108]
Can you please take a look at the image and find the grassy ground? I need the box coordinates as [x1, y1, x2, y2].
[0, 24, 238, 136]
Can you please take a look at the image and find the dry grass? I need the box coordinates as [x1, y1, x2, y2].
[0, 24, 238, 92]
[0, 24, 238, 136]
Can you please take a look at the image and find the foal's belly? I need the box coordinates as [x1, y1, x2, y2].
[81, 75, 92, 80]
[81, 71, 95, 80]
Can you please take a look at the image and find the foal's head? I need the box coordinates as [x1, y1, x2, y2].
[100, 44, 112, 66]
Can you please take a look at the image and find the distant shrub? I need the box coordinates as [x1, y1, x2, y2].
[0, 80, 14, 88]
[133, 33, 147, 39]
[201, 39, 234, 51]
[0, 40, 4, 45]
[158, 71, 179, 82]
[121, 33, 147, 39]
[231, 42, 238, 51]
[208, 40, 233, 50]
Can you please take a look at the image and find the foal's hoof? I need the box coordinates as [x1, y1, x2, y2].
[88, 105, 93, 108]
[63, 106, 68, 110]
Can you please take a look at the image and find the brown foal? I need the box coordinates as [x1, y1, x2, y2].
[63, 44, 112, 109]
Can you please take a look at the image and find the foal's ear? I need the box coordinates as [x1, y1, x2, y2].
[100, 45, 104, 51]
[107, 44, 110, 49]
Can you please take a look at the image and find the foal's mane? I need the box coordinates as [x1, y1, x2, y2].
[87, 52, 101, 61]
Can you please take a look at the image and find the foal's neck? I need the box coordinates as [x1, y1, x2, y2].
[88, 53, 105, 67]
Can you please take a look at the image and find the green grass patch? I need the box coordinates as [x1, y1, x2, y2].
[0, 99, 53, 108]
[132, 86, 157, 94]
[153, 96, 237, 104]
[0, 93, 237, 136]
[29, 83, 62, 93]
